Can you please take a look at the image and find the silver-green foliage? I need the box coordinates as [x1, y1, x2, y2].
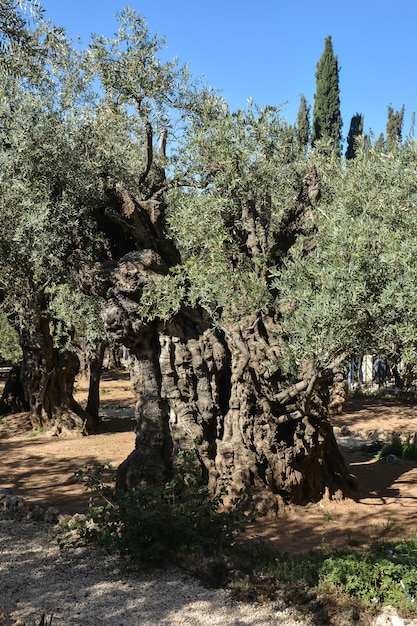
[48, 283, 106, 353]
[155, 105, 302, 324]
[2, 4, 417, 387]
[0, 13, 100, 302]
[272, 139, 417, 376]
[0, 311, 21, 363]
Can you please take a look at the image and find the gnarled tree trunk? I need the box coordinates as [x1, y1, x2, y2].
[85, 339, 107, 429]
[116, 327, 173, 489]
[0, 365, 28, 415]
[17, 294, 95, 434]
[76, 173, 358, 509]
[107, 303, 356, 508]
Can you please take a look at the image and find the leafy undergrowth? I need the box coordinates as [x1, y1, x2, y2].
[375, 434, 417, 460]
[225, 536, 417, 623]
[67, 456, 417, 625]
[70, 452, 254, 564]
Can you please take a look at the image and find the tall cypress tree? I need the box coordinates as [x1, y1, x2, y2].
[312, 35, 342, 155]
[374, 133, 385, 153]
[295, 94, 310, 155]
[386, 105, 405, 152]
[345, 113, 364, 160]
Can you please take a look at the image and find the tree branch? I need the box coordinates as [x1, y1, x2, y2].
[158, 128, 167, 160]
[276, 352, 347, 413]
[139, 118, 153, 186]
[270, 167, 318, 266]
[241, 191, 267, 257]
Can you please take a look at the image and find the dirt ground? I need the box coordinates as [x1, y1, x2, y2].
[1, 370, 417, 555]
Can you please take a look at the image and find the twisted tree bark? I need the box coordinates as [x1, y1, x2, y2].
[16, 292, 95, 434]
[77, 170, 358, 510]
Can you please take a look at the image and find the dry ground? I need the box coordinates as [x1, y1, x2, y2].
[1, 371, 417, 555]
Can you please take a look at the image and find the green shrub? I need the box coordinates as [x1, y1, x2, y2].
[74, 452, 251, 564]
[227, 539, 417, 613]
[319, 553, 404, 606]
[71, 459, 417, 617]
[376, 435, 417, 460]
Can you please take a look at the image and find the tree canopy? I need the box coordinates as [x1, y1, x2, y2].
[1, 8, 413, 384]
[273, 137, 417, 384]
[1, 5, 416, 504]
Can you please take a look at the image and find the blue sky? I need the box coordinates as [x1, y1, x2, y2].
[40, 0, 416, 142]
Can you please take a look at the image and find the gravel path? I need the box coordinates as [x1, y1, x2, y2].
[0, 510, 313, 626]
[2, 496, 417, 626]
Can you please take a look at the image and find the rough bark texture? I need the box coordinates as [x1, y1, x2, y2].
[85, 340, 106, 428]
[75, 169, 358, 510]
[0, 365, 28, 415]
[17, 295, 95, 435]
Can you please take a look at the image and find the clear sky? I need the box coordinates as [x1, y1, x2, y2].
[39, 0, 416, 142]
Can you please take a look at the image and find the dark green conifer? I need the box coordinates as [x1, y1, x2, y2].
[312, 35, 342, 156]
[374, 133, 385, 153]
[386, 105, 405, 152]
[295, 94, 310, 155]
[345, 113, 364, 160]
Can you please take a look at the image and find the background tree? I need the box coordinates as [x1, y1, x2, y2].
[295, 94, 310, 155]
[386, 105, 405, 152]
[274, 137, 417, 388]
[0, 7, 104, 432]
[0, 310, 25, 415]
[373, 132, 386, 153]
[312, 35, 342, 156]
[48, 285, 107, 427]
[345, 113, 364, 159]
[0, 311, 21, 364]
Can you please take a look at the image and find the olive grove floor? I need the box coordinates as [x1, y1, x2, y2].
[1, 371, 417, 553]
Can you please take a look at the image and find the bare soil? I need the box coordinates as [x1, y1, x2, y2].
[0, 370, 137, 516]
[1, 371, 417, 555]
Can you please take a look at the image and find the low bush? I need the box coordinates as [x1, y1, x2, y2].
[376, 434, 417, 460]
[227, 537, 417, 617]
[319, 548, 417, 608]
[74, 451, 252, 564]
[71, 455, 417, 620]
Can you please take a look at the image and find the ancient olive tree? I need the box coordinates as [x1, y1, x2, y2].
[0, 6, 105, 431]
[68, 10, 359, 509]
